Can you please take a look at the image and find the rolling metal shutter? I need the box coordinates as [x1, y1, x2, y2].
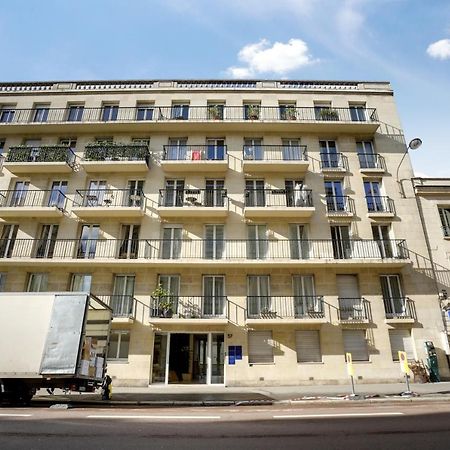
[248, 331, 273, 364]
[389, 329, 415, 360]
[296, 330, 321, 362]
[342, 330, 369, 361]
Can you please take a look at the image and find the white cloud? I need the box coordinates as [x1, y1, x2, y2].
[427, 39, 450, 60]
[226, 39, 316, 78]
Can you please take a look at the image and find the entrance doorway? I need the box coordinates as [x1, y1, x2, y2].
[151, 332, 225, 385]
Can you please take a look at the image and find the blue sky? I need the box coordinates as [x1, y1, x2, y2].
[1, 0, 450, 176]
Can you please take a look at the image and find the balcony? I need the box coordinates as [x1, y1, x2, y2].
[246, 295, 326, 323]
[158, 188, 228, 218]
[338, 298, 370, 324]
[358, 153, 385, 173]
[0, 106, 379, 134]
[326, 196, 355, 217]
[0, 238, 409, 268]
[161, 145, 228, 173]
[98, 294, 136, 321]
[4, 145, 76, 174]
[81, 143, 149, 173]
[244, 189, 314, 218]
[242, 145, 309, 173]
[72, 189, 145, 218]
[384, 297, 416, 323]
[149, 295, 229, 324]
[0, 189, 67, 218]
[320, 152, 348, 172]
[366, 196, 395, 218]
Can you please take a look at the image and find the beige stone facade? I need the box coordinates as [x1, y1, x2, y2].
[0, 79, 448, 386]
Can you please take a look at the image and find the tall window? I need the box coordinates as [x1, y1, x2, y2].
[282, 138, 302, 160]
[77, 224, 99, 259]
[205, 179, 225, 207]
[325, 180, 345, 212]
[32, 104, 50, 123]
[243, 138, 263, 160]
[85, 180, 107, 206]
[10, 180, 30, 207]
[70, 274, 92, 292]
[204, 224, 224, 259]
[247, 275, 270, 317]
[0, 273, 6, 291]
[112, 275, 135, 316]
[166, 138, 187, 160]
[438, 207, 450, 237]
[36, 224, 59, 258]
[108, 331, 130, 360]
[289, 224, 309, 259]
[0, 224, 19, 258]
[380, 275, 406, 318]
[357, 141, 377, 168]
[203, 275, 225, 316]
[206, 138, 225, 160]
[67, 104, 84, 122]
[364, 180, 383, 212]
[118, 224, 140, 259]
[349, 104, 367, 122]
[161, 226, 182, 259]
[331, 225, 351, 259]
[128, 180, 144, 207]
[136, 103, 154, 121]
[27, 273, 48, 292]
[101, 104, 119, 121]
[320, 140, 339, 168]
[372, 225, 393, 258]
[164, 179, 184, 207]
[293, 275, 319, 317]
[245, 179, 265, 207]
[48, 180, 68, 209]
[171, 103, 189, 120]
[0, 106, 15, 123]
[247, 224, 267, 259]
[157, 274, 180, 315]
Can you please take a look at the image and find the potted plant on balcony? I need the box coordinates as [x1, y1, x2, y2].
[246, 104, 260, 120]
[319, 108, 339, 121]
[208, 105, 223, 120]
[282, 105, 297, 120]
[151, 284, 174, 318]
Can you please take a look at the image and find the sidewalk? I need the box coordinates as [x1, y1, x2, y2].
[32, 381, 450, 407]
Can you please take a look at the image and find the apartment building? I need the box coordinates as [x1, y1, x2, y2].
[0, 79, 448, 386]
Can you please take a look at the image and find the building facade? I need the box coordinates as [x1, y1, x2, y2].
[0, 79, 448, 386]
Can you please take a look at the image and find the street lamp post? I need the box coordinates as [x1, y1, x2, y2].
[396, 138, 422, 198]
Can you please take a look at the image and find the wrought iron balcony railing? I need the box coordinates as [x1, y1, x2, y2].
[0, 189, 67, 210]
[320, 152, 348, 170]
[159, 188, 228, 208]
[243, 144, 308, 161]
[0, 238, 409, 261]
[245, 188, 313, 208]
[338, 297, 370, 321]
[6, 145, 76, 165]
[246, 295, 324, 319]
[84, 143, 149, 162]
[326, 195, 354, 213]
[97, 294, 136, 319]
[357, 152, 385, 170]
[366, 196, 395, 214]
[0, 106, 378, 125]
[150, 295, 228, 318]
[73, 189, 145, 209]
[162, 145, 227, 161]
[383, 297, 416, 320]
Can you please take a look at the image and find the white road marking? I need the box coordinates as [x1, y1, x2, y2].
[0, 413, 32, 417]
[273, 412, 404, 419]
[87, 414, 221, 420]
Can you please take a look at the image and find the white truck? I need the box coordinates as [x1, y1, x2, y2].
[0, 292, 112, 403]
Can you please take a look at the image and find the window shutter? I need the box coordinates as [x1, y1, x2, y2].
[342, 330, 369, 361]
[296, 330, 321, 362]
[389, 329, 415, 360]
[248, 331, 273, 364]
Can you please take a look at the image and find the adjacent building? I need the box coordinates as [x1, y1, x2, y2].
[0, 79, 448, 386]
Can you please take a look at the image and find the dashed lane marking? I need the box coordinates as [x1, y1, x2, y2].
[273, 412, 404, 419]
[87, 414, 221, 420]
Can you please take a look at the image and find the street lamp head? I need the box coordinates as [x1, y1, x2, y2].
[408, 138, 422, 150]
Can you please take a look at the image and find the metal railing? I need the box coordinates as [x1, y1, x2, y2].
[0, 189, 67, 210]
[0, 106, 378, 125]
[0, 238, 409, 260]
[159, 188, 228, 208]
[246, 295, 324, 319]
[320, 152, 348, 170]
[73, 189, 145, 209]
[162, 145, 227, 161]
[97, 294, 136, 318]
[6, 145, 76, 166]
[242, 144, 308, 161]
[357, 153, 385, 170]
[326, 195, 354, 213]
[338, 298, 370, 321]
[245, 188, 313, 207]
[150, 295, 228, 318]
[383, 297, 416, 320]
[365, 196, 395, 214]
[84, 143, 149, 162]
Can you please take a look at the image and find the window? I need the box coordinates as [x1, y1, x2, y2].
[357, 141, 377, 168]
[27, 273, 48, 292]
[279, 103, 297, 120]
[85, 179, 107, 206]
[438, 207, 450, 237]
[350, 104, 367, 122]
[9, 180, 30, 207]
[248, 331, 273, 364]
[245, 179, 265, 207]
[48, 180, 68, 209]
[285, 179, 308, 207]
[247, 224, 267, 259]
[331, 225, 351, 259]
[207, 103, 224, 120]
[282, 139, 302, 160]
[108, 331, 130, 360]
[289, 224, 309, 259]
[296, 330, 321, 363]
[171, 103, 189, 120]
[156, 274, 180, 315]
[132, 137, 150, 147]
[67, 104, 84, 122]
[101, 104, 119, 121]
[161, 226, 182, 259]
[320, 140, 339, 168]
[71, 274, 92, 292]
[0, 273, 6, 291]
[314, 102, 338, 121]
[23, 139, 41, 162]
[243, 138, 263, 160]
[247, 275, 270, 316]
[0, 106, 15, 123]
[112, 275, 135, 316]
[364, 180, 384, 212]
[342, 330, 369, 361]
[77, 224, 100, 259]
[0, 139, 5, 154]
[380, 275, 407, 318]
[32, 104, 50, 123]
[166, 138, 188, 160]
[372, 225, 393, 258]
[163, 179, 184, 207]
[205, 179, 225, 207]
[325, 180, 346, 212]
[35, 224, 59, 258]
[204, 224, 224, 259]
[0, 224, 19, 258]
[206, 138, 225, 160]
[203, 275, 225, 316]
[243, 103, 260, 120]
[128, 180, 144, 207]
[136, 103, 154, 121]
[60, 137, 77, 151]
[118, 224, 140, 259]
[389, 329, 415, 361]
[293, 275, 319, 317]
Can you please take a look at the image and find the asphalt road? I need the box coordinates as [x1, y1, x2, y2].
[1, 402, 450, 449]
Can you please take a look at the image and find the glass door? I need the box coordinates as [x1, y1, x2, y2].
[127, 180, 144, 207]
[247, 224, 267, 259]
[245, 179, 265, 207]
[0, 224, 19, 258]
[113, 275, 135, 316]
[203, 275, 225, 317]
[167, 138, 187, 160]
[35, 224, 59, 258]
[164, 179, 184, 206]
[161, 227, 182, 259]
[152, 334, 168, 384]
[364, 181, 383, 212]
[293, 275, 317, 317]
[320, 140, 338, 168]
[204, 224, 224, 259]
[48, 180, 67, 208]
[247, 275, 270, 317]
[211, 334, 225, 384]
[331, 225, 351, 259]
[77, 224, 99, 259]
[205, 179, 224, 207]
[10, 181, 29, 207]
[86, 180, 106, 206]
[118, 224, 140, 259]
